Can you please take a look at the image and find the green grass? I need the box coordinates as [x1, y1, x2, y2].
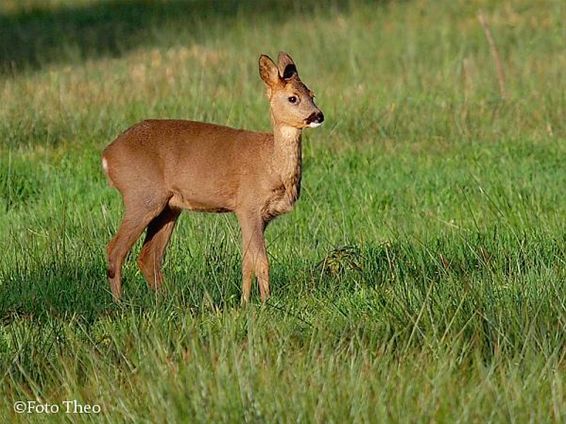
[1, 0, 565, 421]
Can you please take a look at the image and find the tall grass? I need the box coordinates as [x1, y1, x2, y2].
[1, 0, 565, 421]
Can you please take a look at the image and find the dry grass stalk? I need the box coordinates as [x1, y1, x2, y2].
[478, 11, 506, 99]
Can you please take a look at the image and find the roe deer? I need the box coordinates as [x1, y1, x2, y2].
[102, 52, 324, 303]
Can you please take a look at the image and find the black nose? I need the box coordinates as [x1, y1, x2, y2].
[306, 111, 325, 125]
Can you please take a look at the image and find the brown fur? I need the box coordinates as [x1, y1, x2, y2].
[102, 52, 324, 303]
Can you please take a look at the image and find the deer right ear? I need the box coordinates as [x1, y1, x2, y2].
[259, 55, 280, 91]
[277, 51, 298, 80]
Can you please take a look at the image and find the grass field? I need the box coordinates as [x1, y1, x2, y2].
[1, 0, 565, 421]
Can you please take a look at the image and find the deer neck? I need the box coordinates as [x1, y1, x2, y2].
[271, 118, 303, 194]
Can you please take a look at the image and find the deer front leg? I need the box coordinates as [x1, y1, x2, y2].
[238, 212, 269, 304]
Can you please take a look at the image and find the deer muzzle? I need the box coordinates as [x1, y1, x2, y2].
[306, 111, 324, 128]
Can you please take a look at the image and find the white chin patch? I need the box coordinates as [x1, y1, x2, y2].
[308, 122, 322, 128]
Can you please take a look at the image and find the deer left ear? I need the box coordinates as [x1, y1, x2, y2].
[259, 54, 281, 88]
[277, 51, 298, 80]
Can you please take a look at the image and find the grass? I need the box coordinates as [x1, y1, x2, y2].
[1, 0, 565, 421]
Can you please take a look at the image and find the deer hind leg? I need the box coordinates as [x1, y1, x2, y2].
[137, 205, 181, 290]
[255, 245, 270, 302]
[238, 213, 270, 304]
[106, 195, 169, 301]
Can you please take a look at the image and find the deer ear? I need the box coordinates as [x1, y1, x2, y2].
[277, 51, 298, 80]
[259, 55, 281, 89]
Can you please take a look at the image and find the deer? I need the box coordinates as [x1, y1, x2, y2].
[102, 51, 324, 303]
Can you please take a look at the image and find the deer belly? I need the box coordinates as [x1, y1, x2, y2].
[169, 191, 232, 213]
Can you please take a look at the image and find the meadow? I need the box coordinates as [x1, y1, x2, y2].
[0, 0, 565, 421]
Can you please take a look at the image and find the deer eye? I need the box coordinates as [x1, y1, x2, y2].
[288, 96, 298, 104]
